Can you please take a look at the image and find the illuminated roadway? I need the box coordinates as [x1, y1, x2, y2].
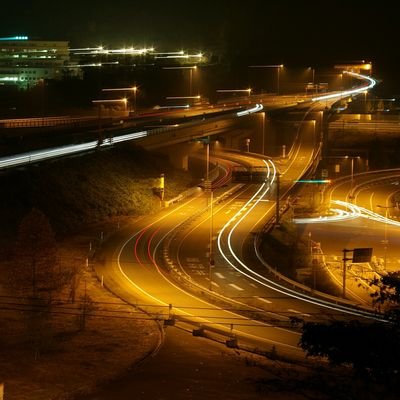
[0, 70, 379, 355]
[95, 79, 386, 360]
[91, 71, 382, 357]
[0, 70, 375, 170]
[295, 169, 400, 303]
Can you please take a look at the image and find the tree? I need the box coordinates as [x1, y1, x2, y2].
[300, 320, 400, 385]
[11, 208, 66, 300]
[370, 271, 400, 324]
[9, 209, 69, 357]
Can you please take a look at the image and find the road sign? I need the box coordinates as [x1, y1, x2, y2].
[321, 169, 329, 178]
[352, 248, 373, 263]
[204, 180, 212, 192]
[232, 166, 268, 183]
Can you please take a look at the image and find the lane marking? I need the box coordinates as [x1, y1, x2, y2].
[215, 272, 225, 279]
[229, 283, 244, 291]
[288, 309, 311, 317]
[257, 297, 272, 304]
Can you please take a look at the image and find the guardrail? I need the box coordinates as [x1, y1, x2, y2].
[0, 116, 101, 129]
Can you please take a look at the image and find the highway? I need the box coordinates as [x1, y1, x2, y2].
[2, 70, 382, 356]
[295, 169, 400, 303]
[95, 127, 384, 359]
[0, 71, 375, 170]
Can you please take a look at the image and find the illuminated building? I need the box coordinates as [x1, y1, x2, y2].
[0, 36, 71, 88]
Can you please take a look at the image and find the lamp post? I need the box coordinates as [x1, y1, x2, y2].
[245, 138, 250, 152]
[216, 88, 252, 103]
[132, 85, 137, 113]
[163, 65, 198, 96]
[308, 67, 315, 85]
[249, 64, 284, 95]
[261, 112, 265, 155]
[323, 155, 361, 201]
[204, 136, 214, 290]
[209, 189, 214, 291]
[92, 98, 128, 141]
[101, 86, 138, 114]
[275, 173, 281, 225]
[345, 156, 361, 200]
[376, 204, 392, 269]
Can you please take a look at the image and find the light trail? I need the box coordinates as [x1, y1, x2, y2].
[312, 71, 376, 102]
[295, 199, 400, 227]
[216, 161, 385, 321]
[0, 130, 147, 170]
[236, 103, 263, 117]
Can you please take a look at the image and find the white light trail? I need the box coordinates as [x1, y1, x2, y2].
[295, 199, 400, 227]
[0, 131, 147, 170]
[216, 164, 383, 320]
[237, 104, 263, 117]
[312, 71, 376, 102]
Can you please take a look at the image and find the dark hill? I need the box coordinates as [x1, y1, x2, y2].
[0, 145, 194, 239]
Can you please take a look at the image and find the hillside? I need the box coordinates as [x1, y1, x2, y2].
[0, 144, 195, 240]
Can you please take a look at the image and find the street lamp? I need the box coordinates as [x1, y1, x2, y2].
[376, 204, 392, 269]
[344, 155, 360, 200]
[101, 86, 138, 114]
[245, 138, 251, 152]
[248, 64, 284, 95]
[163, 65, 198, 96]
[261, 112, 265, 155]
[308, 66, 315, 85]
[92, 98, 128, 139]
[209, 187, 214, 291]
[132, 85, 138, 113]
[204, 136, 214, 290]
[216, 88, 252, 101]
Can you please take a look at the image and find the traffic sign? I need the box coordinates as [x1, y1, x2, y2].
[352, 248, 373, 263]
[204, 180, 212, 192]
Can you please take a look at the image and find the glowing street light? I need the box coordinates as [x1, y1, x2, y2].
[163, 65, 198, 96]
[376, 204, 393, 269]
[92, 98, 127, 137]
[248, 64, 284, 94]
[102, 86, 138, 113]
[325, 155, 361, 200]
[245, 138, 251, 152]
[308, 66, 315, 84]
[92, 98, 127, 108]
[217, 89, 252, 94]
[344, 155, 361, 200]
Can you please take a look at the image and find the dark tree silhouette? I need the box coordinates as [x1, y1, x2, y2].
[10, 209, 69, 358]
[370, 271, 400, 323]
[300, 320, 400, 385]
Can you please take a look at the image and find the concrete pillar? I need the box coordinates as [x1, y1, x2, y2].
[159, 143, 194, 171]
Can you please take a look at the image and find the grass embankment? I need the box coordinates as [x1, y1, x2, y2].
[259, 210, 341, 296]
[0, 144, 194, 399]
[0, 144, 194, 237]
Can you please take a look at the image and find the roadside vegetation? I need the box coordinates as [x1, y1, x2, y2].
[0, 144, 194, 238]
[0, 145, 194, 398]
[299, 272, 400, 399]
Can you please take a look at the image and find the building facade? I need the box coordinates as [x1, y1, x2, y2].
[0, 36, 70, 88]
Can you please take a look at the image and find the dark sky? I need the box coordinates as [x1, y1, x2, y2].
[2, 1, 396, 77]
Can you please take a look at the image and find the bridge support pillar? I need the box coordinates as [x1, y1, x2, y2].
[158, 143, 197, 171]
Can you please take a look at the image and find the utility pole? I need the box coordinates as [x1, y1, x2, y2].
[209, 189, 214, 291]
[342, 249, 353, 298]
[275, 173, 280, 225]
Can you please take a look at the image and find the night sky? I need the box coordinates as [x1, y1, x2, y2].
[2, 1, 397, 90]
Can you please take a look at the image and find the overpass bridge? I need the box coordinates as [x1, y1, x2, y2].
[0, 71, 376, 171]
